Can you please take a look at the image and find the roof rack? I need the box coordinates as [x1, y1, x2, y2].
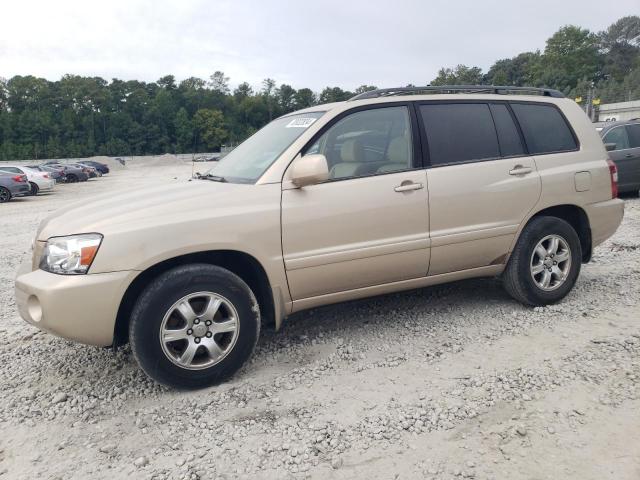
[349, 85, 565, 101]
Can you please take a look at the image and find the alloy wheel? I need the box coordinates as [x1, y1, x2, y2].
[530, 234, 572, 291]
[159, 292, 240, 370]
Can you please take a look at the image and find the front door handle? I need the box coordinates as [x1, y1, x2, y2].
[624, 153, 633, 158]
[509, 165, 533, 176]
[394, 182, 423, 192]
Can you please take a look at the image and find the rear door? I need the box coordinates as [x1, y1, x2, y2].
[419, 102, 541, 275]
[602, 124, 640, 192]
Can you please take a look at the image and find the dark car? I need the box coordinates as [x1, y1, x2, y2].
[69, 163, 99, 178]
[0, 172, 31, 202]
[79, 160, 109, 174]
[598, 120, 640, 194]
[46, 163, 90, 182]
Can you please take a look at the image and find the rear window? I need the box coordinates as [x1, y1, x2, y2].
[420, 103, 500, 165]
[511, 103, 577, 155]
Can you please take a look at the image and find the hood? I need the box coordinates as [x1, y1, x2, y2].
[37, 179, 255, 241]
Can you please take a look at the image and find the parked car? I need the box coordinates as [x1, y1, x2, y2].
[70, 163, 99, 178]
[45, 163, 89, 182]
[0, 165, 55, 195]
[27, 165, 65, 183]
[15, 85, 624, 389]
[0, 172, 30, 202]
[79, 160, 109, 175]
[598, 120, 640, 194]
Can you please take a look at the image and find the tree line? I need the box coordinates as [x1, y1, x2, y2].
[0, 15, 638, 161]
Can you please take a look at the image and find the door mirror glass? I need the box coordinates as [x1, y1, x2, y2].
[290, 154, 329, 187]
[604, 142, 617, 152]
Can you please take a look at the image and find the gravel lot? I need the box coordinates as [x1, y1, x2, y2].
[0, 162, 638, 480]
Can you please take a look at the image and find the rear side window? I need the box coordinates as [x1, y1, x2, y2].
[420, 103, 500, 165]
[511, 103, 577, 155]
[489, 104, 525, 157]
[626, 124, 640, 148]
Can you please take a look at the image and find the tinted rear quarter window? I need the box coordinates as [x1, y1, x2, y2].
[511, 103, 577, 155]
[489, 104, 525, 157]
[420, 103, 500, 165]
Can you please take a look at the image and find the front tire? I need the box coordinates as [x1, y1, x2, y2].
[129, 264, 260, 389]
[503, 216, 581, 306]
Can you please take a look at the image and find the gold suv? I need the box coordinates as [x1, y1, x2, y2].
[15, 86, 624, 388]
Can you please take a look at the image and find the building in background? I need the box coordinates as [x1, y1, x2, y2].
[597, 100, 640, 122]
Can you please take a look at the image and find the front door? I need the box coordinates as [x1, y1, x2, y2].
[603, 124, 640, 192]
[281, 105, 430, 300]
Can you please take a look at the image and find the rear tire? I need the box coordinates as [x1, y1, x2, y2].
[29, 182, 39, 196]
[129, 264, 261, 389]
[0, 187, 11, 203]
[503, 216, 581, 306]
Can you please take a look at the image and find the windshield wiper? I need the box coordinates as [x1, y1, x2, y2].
[199, 173, 227, 182]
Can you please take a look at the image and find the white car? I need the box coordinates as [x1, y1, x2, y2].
[0, 165, 55, 195]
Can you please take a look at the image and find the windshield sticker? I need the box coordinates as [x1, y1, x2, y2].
[286, 117, 317, 128]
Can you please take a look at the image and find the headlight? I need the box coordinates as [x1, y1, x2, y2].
[39, 234, 103, 275]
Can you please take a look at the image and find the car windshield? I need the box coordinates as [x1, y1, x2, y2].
[204, 111, 325, 183]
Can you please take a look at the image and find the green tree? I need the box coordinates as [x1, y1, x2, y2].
[174, 107, 193, 152]
[193, 108, 227, 150]
[430, 65, 484, 85]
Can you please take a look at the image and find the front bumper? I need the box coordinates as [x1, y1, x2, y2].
[585, 198, 625, 248]
[15, 262, 136, 346]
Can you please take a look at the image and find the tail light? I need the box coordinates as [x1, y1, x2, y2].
[12, 175, 25, 183]
[606, 159, 618, 199]
[82, 168, 89, 173]
[43, 174, 50, 179]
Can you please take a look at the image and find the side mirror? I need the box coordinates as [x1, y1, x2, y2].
[290, 154, 329, 188]
[604, 143, 617, 152]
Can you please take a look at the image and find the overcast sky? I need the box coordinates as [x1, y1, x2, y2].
[1, 0, 638, 91]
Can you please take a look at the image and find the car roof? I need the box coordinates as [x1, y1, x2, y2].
[597, 119, 640, 130]
[286, 93, 567, 118]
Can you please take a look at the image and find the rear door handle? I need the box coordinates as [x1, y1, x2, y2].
[624, 153, 633, 158]
[509, 165, 533, 176]
[394, 182, 423, 192]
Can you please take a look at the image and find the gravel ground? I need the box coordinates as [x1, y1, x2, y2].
[0, 163, 638, 480]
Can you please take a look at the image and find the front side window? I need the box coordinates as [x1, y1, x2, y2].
[511, 103, 577, 155]
[205, 111, 325, 183]
[305, 106, 413, 180]
[626, 124, 640, 148]
[602, 126, 630, 150]
[420, 103, 500, 165]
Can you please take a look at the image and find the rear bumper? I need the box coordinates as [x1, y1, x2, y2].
[11, 184, 31, 197]
[585, 198, 625, 248]
[15, 262, 136, 346]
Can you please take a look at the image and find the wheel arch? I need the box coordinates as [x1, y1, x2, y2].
[113, 250, 276, 346]
[513, 204, 592, 263]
